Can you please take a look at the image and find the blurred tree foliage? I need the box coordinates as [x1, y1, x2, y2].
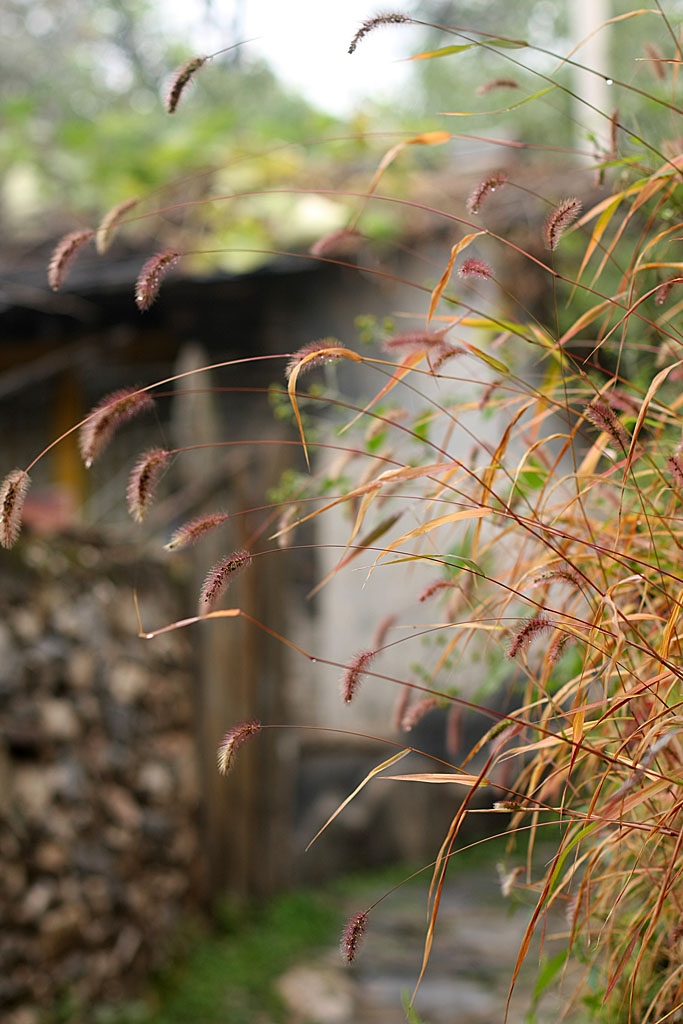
[404, 0, 682, 150]
[0, 0, 338, 237]
[3, 0, 679, 255]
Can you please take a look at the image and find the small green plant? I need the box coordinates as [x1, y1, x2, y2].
[5, 5, 683, 1022]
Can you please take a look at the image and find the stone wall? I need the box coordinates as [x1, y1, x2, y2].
[0, 533, 202, 1023]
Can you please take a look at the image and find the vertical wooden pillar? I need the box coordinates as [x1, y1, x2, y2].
[53, 369, 87, 508]
[172, 343, 293, 906]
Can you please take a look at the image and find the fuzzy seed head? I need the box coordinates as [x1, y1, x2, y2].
[166, 55, 209, 113]
[217, 720, 261, 775]
[487, 718, 515, 742]
[401, 696, 440, 732]
[655, 276, 680, 306]
[165, 512, 230, 550]
[418, 580, 455, 602]
[48, 230, 94, 291]
[549, 630, 575, 664]
[476, 78, 519, 95]
[285, 338, 343, 382]
[127, 448, 170, 523]
[584, 400, 629, 453]
[310, 229, 363, 259]
[644, 42, 666, 80]
[80, 388, 154, 469]
[604, 389, 640, 417]
[342, 650, 375, 704]
[498, 864, 524, 897]
[507, 616, 554, 659]
[667, 455, 683, 490]
[608, 107, 619, 159]
[382, 329, 449, 355]
[0, 469, 30, 549]
[135, 251, 181, 311]
[348, 13, 410, 54]
[467, 173, 507, 214]
[341, 912, 367, 963]
[96, 197, 139, 255]
[432, 346, 465, 372]
[458, 257, 492, 280]
[199, 549, 251, 612]
[544, 197, 582, 251]
[372, 614, 396, 649]
[531, 566, 582, 589]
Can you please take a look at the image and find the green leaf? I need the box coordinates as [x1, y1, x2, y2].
[410, 44, 476, 60]
[409, 39, 527, 61]
[443, 553, 482, 578]
[533, 949, 569, 1006]
[401, 991, 429, 1023]
[548, 822, 597, 894]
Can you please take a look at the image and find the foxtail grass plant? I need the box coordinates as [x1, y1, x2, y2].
[5, 5, 683, 1021]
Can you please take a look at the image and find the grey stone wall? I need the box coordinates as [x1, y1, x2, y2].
[0, 533, 202, 1023]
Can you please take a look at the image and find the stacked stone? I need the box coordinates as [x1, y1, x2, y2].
[0, 536, 202, 1023]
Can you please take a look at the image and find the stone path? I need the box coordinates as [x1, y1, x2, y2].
[276, 861, 589, 1024]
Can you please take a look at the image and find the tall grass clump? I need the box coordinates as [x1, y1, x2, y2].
[8, 4, 683, 1021]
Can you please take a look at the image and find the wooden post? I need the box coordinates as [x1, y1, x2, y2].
[171, 343, 293, 905]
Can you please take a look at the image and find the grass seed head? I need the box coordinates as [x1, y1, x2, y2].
[217, 720, 262, 775]
[544, 197, 582, 251]
[458, 257, 492, 280]
[340, 912, 367, 962]
[135, 250, 181, 311]
[477, 78, 519, 95]
[48, 229, 94, 291]
[309, 228, 363, 259]
[401, 696, 440, 731]
[342, 650, 375, 704]
[348, 13, 410, 54]
[382, 329, 449, 355]
[166, 55, 209, 113]
[199, 549, 251, 612]
[467, 172, 507, 214]
[80, 388, 154, 469]
[667, 455, 683, 490]
[655, 276, 680, 306]
[507, 616, 554, 659]
[584, 400, 629, 453]
[165, 512, 230, 550]
[0, 469, 30, 549]
[285, 338, 343, 382]
[96, 197, 139, 254]
[127, 448, 171, 522]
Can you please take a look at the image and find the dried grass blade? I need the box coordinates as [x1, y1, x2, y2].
[660, 586, 683, 658]
[604, 929, 643, 1002]
[350, 131, 450, 230]
[339, 352, 424, 435]
[288, 345, 361, 467]
[304, 749, 410, 851]
[427, 232, 484, 325]
[383, 772, 489, 784]
[505, 824, 597, 1018]
[626, 360, 682, 473]
[271, 461, 454, 545]
[307, 512, 402, 599]
[413, 753, 495, 1009]
[368, 507, 491, 578]
[573, 196, 623, 290]
[441, 85, 555, 117]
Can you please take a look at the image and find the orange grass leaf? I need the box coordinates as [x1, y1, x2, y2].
[427, 232, 484, 324]
[287, 343, 362, 468]
[305, 749, 409, 851]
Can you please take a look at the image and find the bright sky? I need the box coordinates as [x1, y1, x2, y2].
[165, 0, 423, 114]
